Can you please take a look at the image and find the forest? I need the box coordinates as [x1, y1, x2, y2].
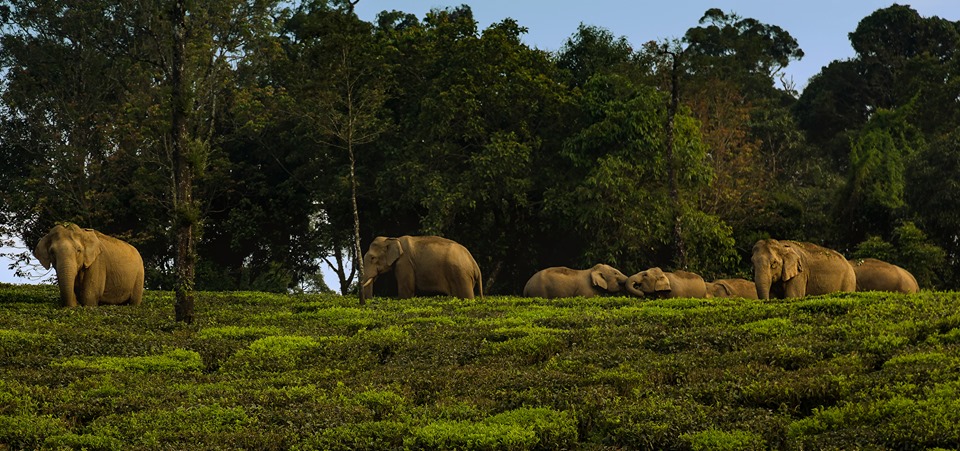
[1, 1, 959, 296]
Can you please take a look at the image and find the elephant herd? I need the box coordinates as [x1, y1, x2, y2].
[31, 225, 919, 307]
[357, 235, 920, 301]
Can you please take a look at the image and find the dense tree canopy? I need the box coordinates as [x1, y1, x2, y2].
[1, 2, 957, 296]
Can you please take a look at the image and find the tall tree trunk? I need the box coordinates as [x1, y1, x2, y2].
[665, 49, 688, 269]
[349, 137, 365, 305]
[171, 0, 195, 323]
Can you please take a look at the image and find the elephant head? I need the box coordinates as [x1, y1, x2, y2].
[751, 239, 802, 300]
[360, 236, 403, 300]
[626, 267, 671, 297]
[590, 264, 629, 294]
[34, 224, 103, 307]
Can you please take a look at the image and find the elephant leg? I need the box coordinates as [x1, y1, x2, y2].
[130, 273, 144, 306]
[451, 281, 475, 299]
[784, 281, 805, 298]
[395, 270, 416, 299]
[77, 286, 99, 307]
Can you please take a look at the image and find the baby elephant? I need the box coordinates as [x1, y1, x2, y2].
[848, 258, 919, 294]
[706, 278, 759, 299]
[523, 264, 628, 298]
[626, 267, 707, 298]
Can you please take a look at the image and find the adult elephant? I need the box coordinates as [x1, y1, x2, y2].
[33, 224, 144, 307]
[752, 239, 855, 299]
[706, 278, 759, 299]
[522, 264, 628, 298]
[848, 258, 919, 294]
[360, 235, 482, 300]
[626, 267, 707, 298]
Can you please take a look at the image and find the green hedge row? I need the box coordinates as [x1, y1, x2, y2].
[2, 285, 960, 449]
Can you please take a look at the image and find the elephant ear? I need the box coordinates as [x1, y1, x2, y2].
[782, 246, 802, 281]
[79, 229, 103, 269]
[645, 268, 671, 292]
[384, 238, 403, 266]
[591, 270, 608, 290]
[34, 234, 54, 270]
[654, 273, 671, 292]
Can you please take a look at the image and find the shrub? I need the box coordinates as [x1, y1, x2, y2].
[0, 329, 56, 364]
[300, 420, 409, 450]
[198, 325, 283, 339]
[43, 432, 126, 451]
[55, 348, 203, 373]
[87, 405, 255, 448]
[221, 335, 321, 373]
[482, 326, 567, 364]
[740, 318, 812, 337]
[0, 414, 69, 449]
[406, 419, 538, 450]
[486, 407, 578, 449]
[683, 428, 766, 451]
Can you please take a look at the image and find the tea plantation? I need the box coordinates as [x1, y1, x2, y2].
[2, 284, 960, 450]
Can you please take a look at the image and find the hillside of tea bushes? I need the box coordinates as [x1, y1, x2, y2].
[2, 284, 960, 449]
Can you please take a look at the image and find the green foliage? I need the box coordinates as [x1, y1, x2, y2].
[198, 325, 283, 340]
[0, 414, 69, 449]
[55, 348, 204, 373]
[683, 428, 766, 451]
[854, 221, 947, 288]
[222, 335, 322, 373]
[1, 287, 959, 448]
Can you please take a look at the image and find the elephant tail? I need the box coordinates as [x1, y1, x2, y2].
[476, 268, 484, 299]
[473, 260, 485, 299]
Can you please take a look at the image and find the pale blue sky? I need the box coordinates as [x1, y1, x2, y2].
[354, 0, 960, 91]
[2, 1, 958, 285]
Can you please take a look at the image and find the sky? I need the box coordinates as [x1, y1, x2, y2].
[2, 0, 959, 286]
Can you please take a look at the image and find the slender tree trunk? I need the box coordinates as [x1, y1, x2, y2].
[349, 138, 365, 305]
[665, 49, 687, 269]
[171, 0, 195, 323]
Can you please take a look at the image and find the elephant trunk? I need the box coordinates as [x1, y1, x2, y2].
[360, 272, 376, 301]
[56, 261, 80, 307]
[754, 267, 771, 300]
[625, 274, 646, 298]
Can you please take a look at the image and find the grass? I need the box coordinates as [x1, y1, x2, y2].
[2, 283, 960, 449]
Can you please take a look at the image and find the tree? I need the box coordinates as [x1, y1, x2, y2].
[368, 6, 570, 292]
[906, 130, 960, 287]
[683, 8, 804, 98]
[0, 0, 168, 276]
[306, 2, 390, 302]
[548, 69, 727, 274]
[797, 5, 960, 162]
[853, 221, 946, 289]
[556, 24, 633, 88]
[0, 0, 283, 315]
[837, 107, 922, 244]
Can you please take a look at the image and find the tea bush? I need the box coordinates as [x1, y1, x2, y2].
[2, 285, 960, 448]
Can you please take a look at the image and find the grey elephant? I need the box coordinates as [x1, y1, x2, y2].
[626, 267, 707, 298]
[848, 258, 919, 294]
[34, 224, 144, 307]
[752, 239, 856, 299]
[522, 264, 628, 298]
[706, 278, 758, 299]
[360, 235, 482, 300]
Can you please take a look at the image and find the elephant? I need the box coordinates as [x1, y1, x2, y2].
[522, 264, 629, 298]
[626, 267, 707, 298]
[706, 278, 759, 299]
[360, 235, 482, 300]
[848, 258, 919, 294]
[33, 224, 144, 307]
[751, 239, 856, 299]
